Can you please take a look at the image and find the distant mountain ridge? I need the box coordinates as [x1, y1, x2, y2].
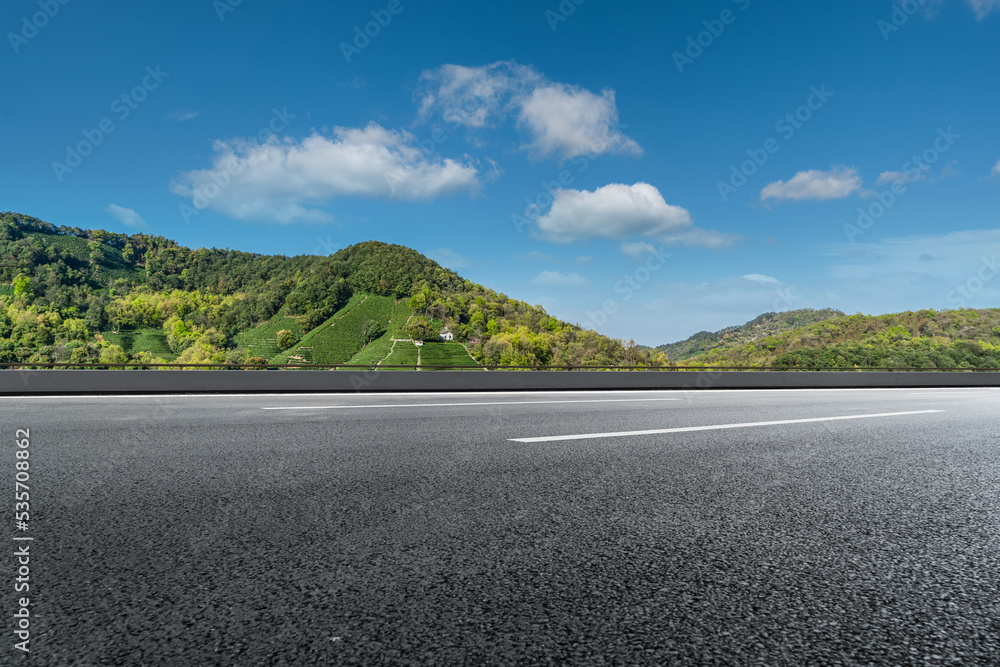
[655, 309, 846, 361]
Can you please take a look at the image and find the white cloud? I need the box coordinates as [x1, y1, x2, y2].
[620, 241, 659, 259]
[743, 274, 781, 285]
[761, 166, 862, 202]
[167, 109, 200, 122]
[105, 204, 151, 232]
[991, 159, 1000, 178]
[876, 170, 921, 185]
[967, 0, 1000, 19]
[171, 123, 481, 224]
[517, 84, 641, 160]
[534, 182, 693, 244]
[425, 248, 472, 270]
[417, 61, 640, 160]
[529, 271, 589, 288]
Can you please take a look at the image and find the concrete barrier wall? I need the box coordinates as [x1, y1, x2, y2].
[2, 369, 1000, 394]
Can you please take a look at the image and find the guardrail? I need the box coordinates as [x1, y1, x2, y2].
[3, 363, 1000, 372]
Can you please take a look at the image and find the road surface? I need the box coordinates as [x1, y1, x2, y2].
[4, 388, 999, 665]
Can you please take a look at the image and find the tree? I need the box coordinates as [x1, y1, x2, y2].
[12, 274, 30, 299]
[276, 329, 296, 350]
[361, 319, 385, 344]
[406, 316, 438, 342]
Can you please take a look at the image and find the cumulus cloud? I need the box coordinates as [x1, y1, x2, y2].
[171, 123, 481, 224]
[533, 182, 737, 249]
[761, 166, 862, 202]
[992, 159, 1000, 178]
[417, 60, 640, 160]
[534, 182, 692, 244]
[529, 271, 589, 288]
[967, 0, 1000, 19]
[105, 204, 151, 232]
[425, 248, 472, 270]
[517, 84, 641, 160]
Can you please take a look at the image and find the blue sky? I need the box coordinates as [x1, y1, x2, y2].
[2, 0, 998, 345]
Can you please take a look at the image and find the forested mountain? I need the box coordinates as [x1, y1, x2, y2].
[653, 309, 846, 361]
[0, 212, 657, 368]
[663, 309, 1000, 369]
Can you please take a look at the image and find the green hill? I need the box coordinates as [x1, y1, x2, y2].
[669, 309, 1000, 369]
[655, 309, 845, 361]
[0, 211, 655, 369]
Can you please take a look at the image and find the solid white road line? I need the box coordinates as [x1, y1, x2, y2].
[508, 409, 946, 443]
[261, 397, 683, 410]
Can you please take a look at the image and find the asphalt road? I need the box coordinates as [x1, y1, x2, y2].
[4, 388, 1000, 665]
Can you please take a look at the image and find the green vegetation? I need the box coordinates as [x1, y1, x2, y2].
[382, 340, 419, 368]
[99, 327, 176, 361]
[419, 342, 479, 368]
[654, 309, 845, 361]
[232, 306, 306, 358]
[8, 210, 995, 372]
[670, 309, 1000, 369]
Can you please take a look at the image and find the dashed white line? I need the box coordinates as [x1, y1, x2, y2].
[261, 397, 683, 410]
[508, 410, 946, 443]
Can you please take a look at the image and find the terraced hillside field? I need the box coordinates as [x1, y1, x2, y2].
[347, 300, 412, 366]
[419, 342, 479, 368]
[232, 305, 307, 358]
[278, 295, 396, 365]
[99, 327, 177, 361]
[382, 340, 419, 369]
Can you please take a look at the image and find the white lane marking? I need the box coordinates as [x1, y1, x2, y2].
[508, 410, 946, 443]
[907, 391, 995, 395]
[261, 398, 683, 410]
